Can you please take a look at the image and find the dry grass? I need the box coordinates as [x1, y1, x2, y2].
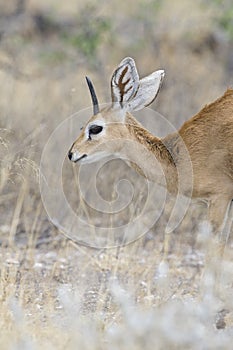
[1, 0, 233, 348]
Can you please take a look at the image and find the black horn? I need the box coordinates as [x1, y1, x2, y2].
[86, 76, 99, 115]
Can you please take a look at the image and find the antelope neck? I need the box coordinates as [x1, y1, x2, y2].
[124, 113, 178, 193]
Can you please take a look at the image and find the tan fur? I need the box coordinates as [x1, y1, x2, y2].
[69, 89, 233, 234]
[175, 89, 233, 230]
[128, 89, 233, 232]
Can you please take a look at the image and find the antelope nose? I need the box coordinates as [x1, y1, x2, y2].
[68, 150, 73, 161]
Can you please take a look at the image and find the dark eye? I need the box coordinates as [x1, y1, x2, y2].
[89, 125, 103, 135]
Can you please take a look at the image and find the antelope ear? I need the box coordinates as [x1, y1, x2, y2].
[111, 57, 139, 108]
[128, 70, 165, 112]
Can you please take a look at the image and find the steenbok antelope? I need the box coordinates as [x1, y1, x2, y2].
[68, 57, 233, 258]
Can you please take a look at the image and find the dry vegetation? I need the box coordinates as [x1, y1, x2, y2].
[1, 0, 233, 348]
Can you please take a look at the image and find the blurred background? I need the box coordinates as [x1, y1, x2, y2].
[1, 0, 233, 242]
[1, 0, 233, 347]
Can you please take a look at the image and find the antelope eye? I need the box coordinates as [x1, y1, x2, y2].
[89, 125, 103, 135]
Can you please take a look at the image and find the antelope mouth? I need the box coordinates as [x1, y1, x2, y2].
[68, 149, 87, 162]
[74, 154, 87, 163]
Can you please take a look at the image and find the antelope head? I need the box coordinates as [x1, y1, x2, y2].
[68, 57, 165, 163]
